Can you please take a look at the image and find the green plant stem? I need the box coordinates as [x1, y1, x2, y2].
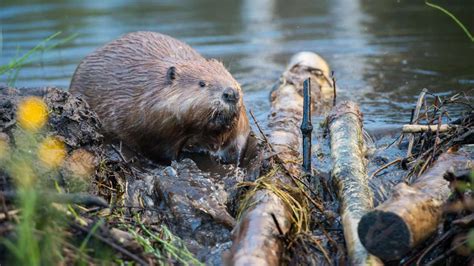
[17, 188, 41, 266]
[425, 1, 474, 42]
[0, 31, 62, 75]
[79, 219, 104, 252]
[0, 31, 78, 86]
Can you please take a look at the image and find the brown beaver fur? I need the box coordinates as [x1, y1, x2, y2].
[70, 31, 250, 163]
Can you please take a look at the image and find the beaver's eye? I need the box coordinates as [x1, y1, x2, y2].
[199, 81, 206, 88]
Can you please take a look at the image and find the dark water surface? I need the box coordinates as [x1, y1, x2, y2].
[1, 0, 473, 128]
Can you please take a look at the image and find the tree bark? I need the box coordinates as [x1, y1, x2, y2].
[328, 101, 382, 265]
[358, 151, 473, 261]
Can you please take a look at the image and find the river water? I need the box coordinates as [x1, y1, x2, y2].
[1, 0, 473, 129]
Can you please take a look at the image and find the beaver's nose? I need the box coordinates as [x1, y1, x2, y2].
[222, 87, 239, 103]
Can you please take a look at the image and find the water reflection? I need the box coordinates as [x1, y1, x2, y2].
[329, 0, 372, 95]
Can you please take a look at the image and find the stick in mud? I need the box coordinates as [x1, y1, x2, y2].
[358, 150, 473, 261]
[331, 71, 337, 107]
[301, 78, 312, 174]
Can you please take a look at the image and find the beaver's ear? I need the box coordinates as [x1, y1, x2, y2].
[166, 66, 177, 82]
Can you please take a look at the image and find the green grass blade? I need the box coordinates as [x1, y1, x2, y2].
[79, 219, 104, 252]
[0, 31, 62, 75]
[425, 1, 474, 42]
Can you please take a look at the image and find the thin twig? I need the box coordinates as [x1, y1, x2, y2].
[111, 144, 128, 163]
[111, 143, 139, 180]
[369, 158, 402, 179]
[311, 236, 332, 264]
[431, 109, 444, 164]
[317, 223, 338, 249]
[331, 71, 337, 107]
[417, 154, 433, 178]
[414, 229, 454, 266]
[71, 223, 148, 265]
[271, 213, 284, 236]
[249, 109, 274, 151]
[249, 109, 325, 212]
[407, 89, 427, 157]
[426, 239, 468, 266]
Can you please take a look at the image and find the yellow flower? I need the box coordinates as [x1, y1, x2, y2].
[37, 136, 67, 169]
[17, 97, 48, 131]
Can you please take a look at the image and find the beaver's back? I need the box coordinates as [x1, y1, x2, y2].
[70, 31, 201, 96]
[69, 32, 204, 135]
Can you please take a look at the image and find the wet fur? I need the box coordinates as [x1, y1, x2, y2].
[70, 31, 250, 163]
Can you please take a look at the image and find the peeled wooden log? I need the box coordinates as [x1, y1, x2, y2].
[228, 52, 334, 265]
[358, 151, 473, 261]
[328, 101, 381, 265]
[402, 124, 457, 133]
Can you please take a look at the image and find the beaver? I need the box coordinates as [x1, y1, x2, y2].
[70, 31, 250, 164]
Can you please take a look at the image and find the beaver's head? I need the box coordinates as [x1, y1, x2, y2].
[160, 58, 244, 132]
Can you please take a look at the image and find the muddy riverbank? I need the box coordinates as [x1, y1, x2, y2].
[0, 84, 472, 265]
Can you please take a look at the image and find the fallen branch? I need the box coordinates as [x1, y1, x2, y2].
[328, 101, 381, 265]
[402, 124, 457, 133]
[358, 151, 473, 261]
[228, 52, 332, 265]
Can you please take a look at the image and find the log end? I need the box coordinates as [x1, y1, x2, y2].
[286, 51, 330, 76]
[358, 210, 411, 261]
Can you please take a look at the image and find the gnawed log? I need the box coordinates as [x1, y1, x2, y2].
[228, 52, 334, 265]
[328, 101, 382, 265]
[358, 151, 473, 261]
